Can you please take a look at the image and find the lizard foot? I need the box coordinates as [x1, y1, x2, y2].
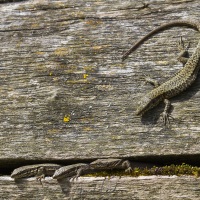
[178, 36, 190, 52]
[161, 99, 174, 126]
[122, 160, 133, 173]
[143, 74, 160, 87]
[177, 37, 190, 64]
[161, 111, 170, 126]
[35, 166, 46, 185]
[161, 111, 175, 127]
[125, 167, 133, 173]
[36, 174, 45, 186]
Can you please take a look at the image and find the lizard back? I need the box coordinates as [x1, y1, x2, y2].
[152, 40, 200, 99]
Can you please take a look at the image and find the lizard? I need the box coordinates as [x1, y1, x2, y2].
[122, 20, 200, 125]
[52, 163, 88, 180]
[76, 158, 133, 178]
[11, 163, 61, 181]
[53, 159, 156, 180]
[53, 159, 132, 180]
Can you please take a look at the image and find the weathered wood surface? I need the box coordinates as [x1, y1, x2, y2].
[0, 0, 200, 198]
[0, 176, 200, 200]
[0, 0, 199, 163]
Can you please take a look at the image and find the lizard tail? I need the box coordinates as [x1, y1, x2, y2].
[122, 20, 200, 61]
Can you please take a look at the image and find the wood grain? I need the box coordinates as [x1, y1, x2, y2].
[1, 176, 200, 199]
[0, 0, 199, 162]
[0, 0, 199, 198]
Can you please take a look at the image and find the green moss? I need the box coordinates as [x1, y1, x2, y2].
[84, 163, 200, 178]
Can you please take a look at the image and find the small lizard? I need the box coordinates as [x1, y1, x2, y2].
[87, 158, 157, 171]
[53, 159, 155, 179]
[52, 163, 88, 180]
[84, 158, 133, 173]
[53, 159, 132, 180]
[11, 163, 61, 180]
[122, 20, 200, 124]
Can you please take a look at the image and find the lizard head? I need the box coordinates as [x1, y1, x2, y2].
[135, 94, 162, 116]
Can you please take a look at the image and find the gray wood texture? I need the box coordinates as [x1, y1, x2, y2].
[1, 176, 200, 200]
[0, 0, 200, 199]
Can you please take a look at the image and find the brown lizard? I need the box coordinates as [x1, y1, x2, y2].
[11, 163, 61, 180]
[122, 20, 200, 124]
[53, 159, 156, 180]
[52, 163, 88, 180]
[53, 159, 132, 180]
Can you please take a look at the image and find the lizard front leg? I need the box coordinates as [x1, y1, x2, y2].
[35, 167, 46, 185]
[177, 36, 190, 64]
[122, 160, 132, 173]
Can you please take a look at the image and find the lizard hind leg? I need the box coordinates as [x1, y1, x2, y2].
[72, 165, 90, 181]
[143, 74, 160, 88]
[71, 167, 83, 181]
[177, 36, 190, 64]
[161, 99, 174, 126]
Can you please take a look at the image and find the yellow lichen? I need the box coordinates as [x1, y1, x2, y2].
[63, 115, 70, 122]
[83, 74, 88, 79]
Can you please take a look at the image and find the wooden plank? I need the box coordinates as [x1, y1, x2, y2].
[1, 176, 200, 199]
[0, 0, 199, 169]
[0, 0, 200, 198]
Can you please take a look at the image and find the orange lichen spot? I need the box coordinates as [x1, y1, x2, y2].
[85, 20, 102, 26]
[54, 47, 69, 56]
[36, 51, 45, 55]
[83, 74, 88, 79]
[16, 41, 22, 48]
[83, 66, 96, 72]
[92, 46, 102, 50]
[31, 23, 40, 28]
[53, 77, 59, 81]
[83, 127, 93, 131]
[63, 115, 70, 122]
[47, 129, 59, 134]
